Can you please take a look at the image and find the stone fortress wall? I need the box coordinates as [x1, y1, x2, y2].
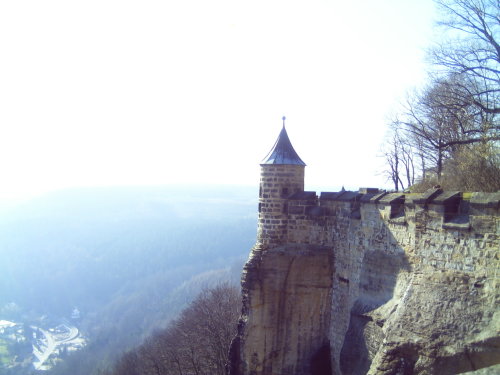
[229, 126, 500, 375]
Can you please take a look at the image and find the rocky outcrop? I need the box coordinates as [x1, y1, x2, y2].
[232, 244, 333, 375]
[365, 270, 499, 374]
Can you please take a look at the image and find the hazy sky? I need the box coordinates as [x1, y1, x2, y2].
[0, 0, 437, 201]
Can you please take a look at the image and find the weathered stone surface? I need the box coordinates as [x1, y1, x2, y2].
[462, 363, 500, 374]
[365, 270, 499, 374]
[234, 245, 334, 375]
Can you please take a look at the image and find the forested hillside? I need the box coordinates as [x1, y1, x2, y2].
[0, 185, 257, 374]
[106, 283, 241, 375]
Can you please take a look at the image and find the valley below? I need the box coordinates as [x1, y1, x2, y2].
[0, 185, 257, 374]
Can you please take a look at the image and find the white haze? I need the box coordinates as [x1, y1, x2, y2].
[0, 0, 437, 202]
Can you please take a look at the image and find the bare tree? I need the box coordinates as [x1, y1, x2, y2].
[172, 283, 240, 375]
[138, 335, 172, 375]
[393, 72, 499, 181]
[189, 283, 240, 374]
[383, 131, 403, 191]
[111, 350, 141, 375]
[109, 283, 240, 375]
[382, 128, 416, 190]
[381, 0, 500, 190]
[431, 0, 500, 117]
[394, 81, 457, 180]
[400, 137, 416, 188]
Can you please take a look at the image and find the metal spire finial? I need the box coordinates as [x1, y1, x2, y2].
[282, 116, 286, 128]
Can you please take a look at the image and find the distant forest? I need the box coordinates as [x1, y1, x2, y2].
[0, 185, 257, 375]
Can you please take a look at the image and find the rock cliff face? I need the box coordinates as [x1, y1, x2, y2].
[235, 244, 333, 375]
[229, 188, 500, 375]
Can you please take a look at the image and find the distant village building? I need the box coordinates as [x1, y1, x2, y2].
[0, 320, 17, 334]
[71, 308, 80, 320]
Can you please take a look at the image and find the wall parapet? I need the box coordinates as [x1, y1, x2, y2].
[278, 189, 499, 243]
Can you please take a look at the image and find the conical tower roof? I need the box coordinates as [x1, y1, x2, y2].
[261, 118, 306, 165]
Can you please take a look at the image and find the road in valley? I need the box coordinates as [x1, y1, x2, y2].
[32, 324, 80, 370]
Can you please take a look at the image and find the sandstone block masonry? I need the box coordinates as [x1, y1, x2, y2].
[229, 184, 500, 375]
[257, 164, 304, 247]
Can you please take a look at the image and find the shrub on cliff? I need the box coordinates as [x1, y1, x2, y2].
[410, 143, 500, 192]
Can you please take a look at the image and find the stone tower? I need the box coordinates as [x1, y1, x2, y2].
[257, 117, 306, 248]
[229, 119, 333, 375]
